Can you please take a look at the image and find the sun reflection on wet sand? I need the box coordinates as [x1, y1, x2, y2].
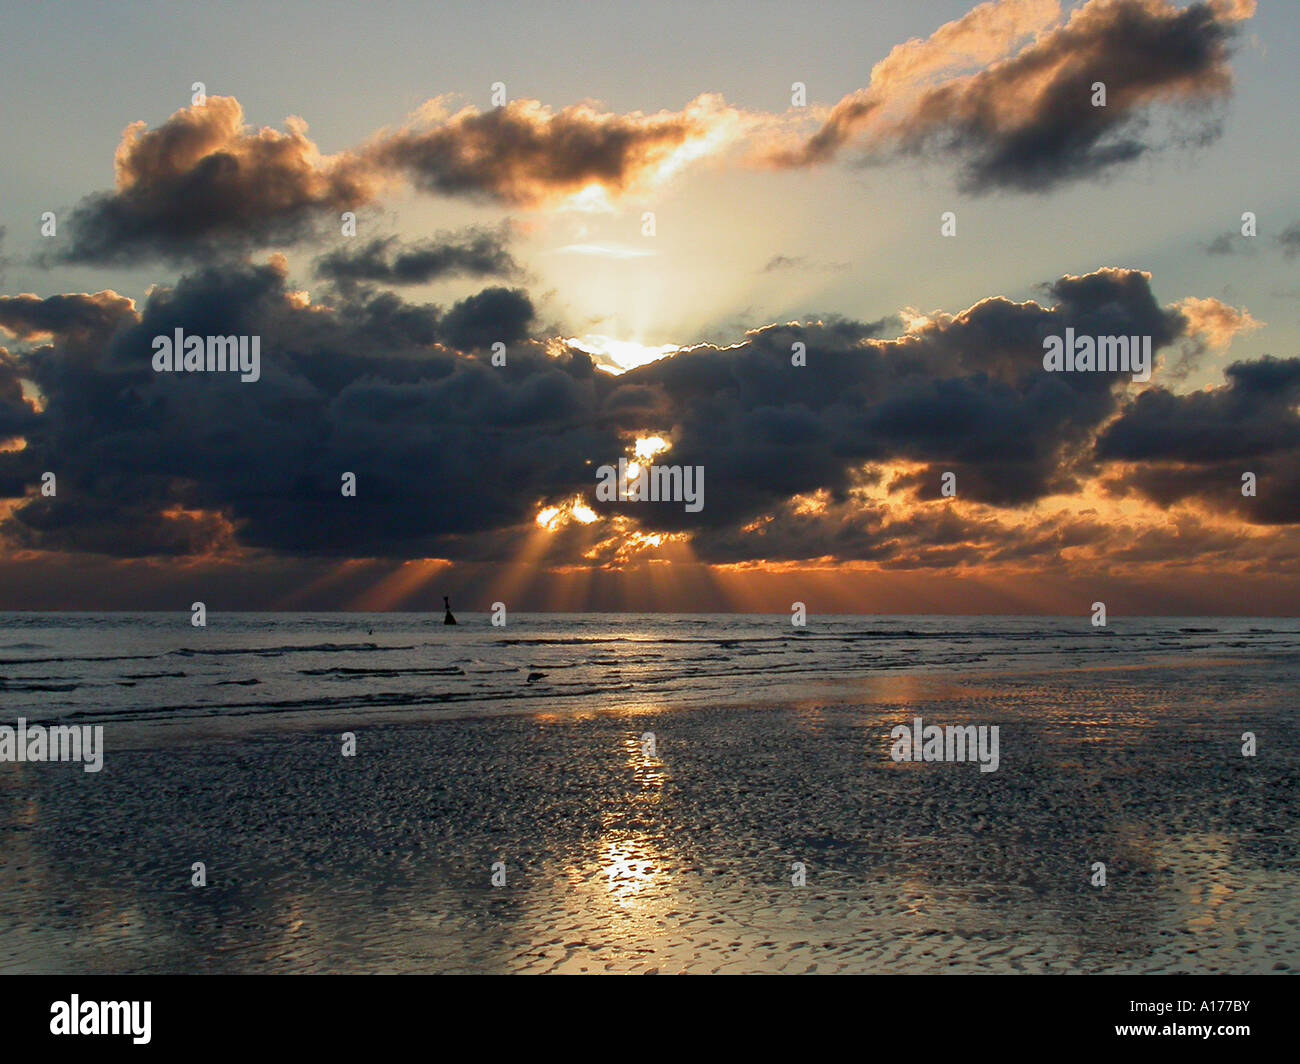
[2, 651, 1298, 974]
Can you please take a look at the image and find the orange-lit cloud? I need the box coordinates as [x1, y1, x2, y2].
[366, 94, 747, 207]
[57, 97, 380, 262]
[769, 0, 1256, 190]
[1175, 296, 1262, 348]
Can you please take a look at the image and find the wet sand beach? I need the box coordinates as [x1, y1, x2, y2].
[2, 655, 1296, 974]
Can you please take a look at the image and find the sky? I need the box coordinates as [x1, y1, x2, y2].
[0, 0, 1297, 613]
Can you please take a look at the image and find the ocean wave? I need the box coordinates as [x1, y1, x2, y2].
[298, 665, 465, 677]
[171, 642, 414, 657]
[0, 681, 80, 692]
[54, 679, 642, 724]
[0, 652, 163, 666]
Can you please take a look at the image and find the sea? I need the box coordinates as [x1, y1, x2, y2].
[2, 612, 1298, 730]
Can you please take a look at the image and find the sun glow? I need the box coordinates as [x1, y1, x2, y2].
[633, 436, 670, 460]
[535, 495, 599, 532]
[568, 335, 680, 374]
[625, 435, 672, 483]
[558, 183, 616, 214]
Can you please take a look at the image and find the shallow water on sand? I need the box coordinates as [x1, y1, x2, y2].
[1, 629, 1296, 973]
[1, 611, 1297, 731]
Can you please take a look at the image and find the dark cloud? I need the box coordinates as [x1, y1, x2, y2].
[0, 291, 139, 366]
[314, 228, 521, 288]
[761, 254, 848, 274]
[4, 263, 1292, 570]
[763, 255, 805, 272]
[1207, 221, 1300, 260]
[1097, 355, 1300, 463]
[440, 287, 534, 351]
[0, 261, 571, 558]
[910, 0, 1250, 191]
[776, 0, 1254, 191]
[1204, 231, 1255, 256]
[1278, 222, 1300, 261]
[0, 346, 39, 442]
[1096, 355, 1300, 524]
[1102, 454, 1300, 525]
[0, 290, 137, 342]
[592, 268, 1183, 540]
[1205, 233, 1233, 255]
[52, 97, 377, 264]
[10, 497, 237, 557]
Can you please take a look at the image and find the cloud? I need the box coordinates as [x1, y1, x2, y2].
[873, 0, 1063, 90]
[53, 97, 379, 263]
[1, 261, 560, 557]
[761, 255, 848, 274]
[771, 0, 1255, 191]
[1174, 295, 1261, 347]
[1095, 355, 1300, 524]
[1097, 355, 1300, 464]
[364, 94, 744, 206]
[1204, 230, 1251, 255]
[3, 263, 1290, 573]
[0, 346, 39, 443]
[772, 0, 1061, 167]
[679, 486, 1271, 573]
[1278, 221, 1300, 261]
[440, 286, 535, 350]
[763, 255, 805, 272]
[593, 268, 1182, 538]
[46, 92, 747, 264]
[0, 290, 138, 353]
[32, 2, 1258, 272]
[314, 227, 521, 289]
